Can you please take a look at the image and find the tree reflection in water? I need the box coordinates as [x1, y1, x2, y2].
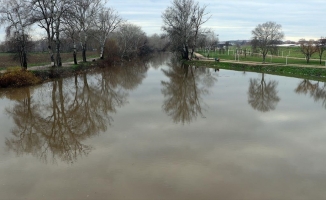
[148, 53, 171, 69]
[248, 73, 280, 112]
[4, 63, 148, 164]
[295, 79, 326, 108]
[161, 58, 217, 124]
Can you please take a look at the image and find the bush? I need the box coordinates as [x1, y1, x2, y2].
[103, 39, 120, 65]
[0, 67, 41, 88]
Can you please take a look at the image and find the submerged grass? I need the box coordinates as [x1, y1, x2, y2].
[188, 60, 326, 82]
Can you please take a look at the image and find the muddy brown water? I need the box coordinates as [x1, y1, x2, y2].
[1, 54, 326, 200]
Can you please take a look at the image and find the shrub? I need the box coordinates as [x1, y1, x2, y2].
[0, 67, 41, 88]
[103, 39, 120, 64]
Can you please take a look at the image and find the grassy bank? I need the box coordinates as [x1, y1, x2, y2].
[188, 60, 326, 82]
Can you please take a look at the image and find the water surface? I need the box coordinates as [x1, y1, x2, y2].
[1, 54, 326, 200]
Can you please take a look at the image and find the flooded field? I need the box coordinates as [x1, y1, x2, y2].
[1, 54, 326, 200]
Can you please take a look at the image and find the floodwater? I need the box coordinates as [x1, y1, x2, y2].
[1, 53, 326, 200]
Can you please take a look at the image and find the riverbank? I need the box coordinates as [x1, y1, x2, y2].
[189, 53, 326, 82]
[0, 59, 101, 88]
[0, 54, 153, 88]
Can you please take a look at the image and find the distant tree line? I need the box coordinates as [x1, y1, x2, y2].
[0, 0, 170, 70]
[298, 38, 326, 64]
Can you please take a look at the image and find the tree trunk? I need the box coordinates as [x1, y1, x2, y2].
[73, 43, 77, 65]
[56, 51, 62, 67]
[22, 51, 27, 70]
[55, 24, 62, 67]
[73, 51, 77, 65]
[82, 43, 87, 62]
[182, 45, 189, 60]
[100, 45, 104, 59]
[190, 47, 195, 60]
[56, 41, 62, 67]
[262, 52, 267, 63]
[48, 46, 55, 67]
[21, 38, 28, 70]
[48, 37, 55, 67]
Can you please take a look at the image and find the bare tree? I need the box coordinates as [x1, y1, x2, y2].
[197, 33, 207, 50]
[0, 0, 33, 69]
[148, 33, 169, 52]
[31, 0, 71, 67]
[32, 0, 56, 66]
[189, 3, 210, 59]
[94, 7, 123, 59]
[205, 31, 219, 51]
[316, 37, 326, 64]
[62, 20, 79, 64]
[115, 23, 146, 59]
[299, 39, 318, 63]
[53, 0, 71, 67]
[162, 0, 210, 60]
[251, 21, 284, 63]
[73, 0, 105, 62]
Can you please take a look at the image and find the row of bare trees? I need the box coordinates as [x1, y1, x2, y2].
[251, 21, 326, 64]
[0, 0, 168, 69]
[0, 0, 32, 68]
[299, 38, 326, 64]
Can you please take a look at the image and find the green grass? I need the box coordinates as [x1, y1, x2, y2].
[198, 48, 326, 66]
[203, 46, 326, 59]
[0, 51, 99, 69]
[188, 60, 326, 82]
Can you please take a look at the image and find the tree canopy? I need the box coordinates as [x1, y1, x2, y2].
[251, 21, 284, 63]
[162, 0, 210, 60]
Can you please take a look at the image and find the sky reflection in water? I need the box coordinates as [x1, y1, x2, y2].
[1, 54, 326, 200]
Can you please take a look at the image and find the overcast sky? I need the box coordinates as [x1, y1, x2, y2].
[0, 0, 323, 42]
[106, 0, 326, 41]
